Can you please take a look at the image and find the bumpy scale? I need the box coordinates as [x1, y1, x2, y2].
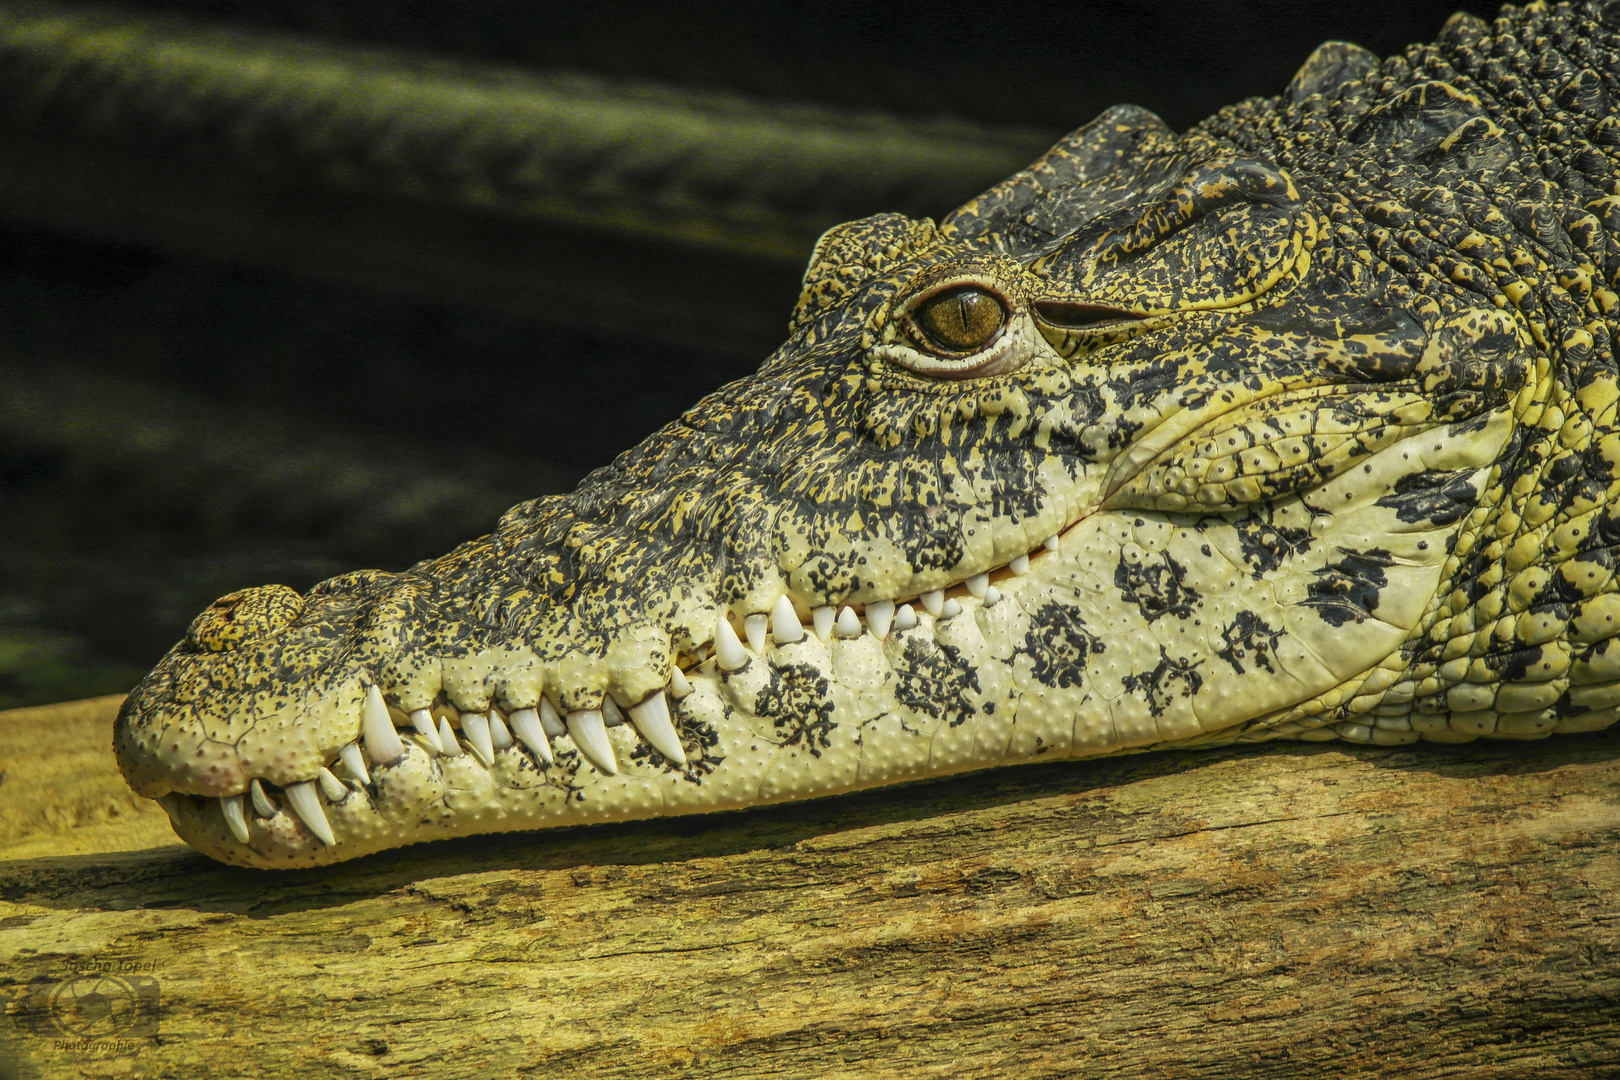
[116, 1, 1620, 866]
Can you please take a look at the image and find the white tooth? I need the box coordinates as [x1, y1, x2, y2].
[669, 665, 694, 698]
[894, 604, 917, 631]
[410, 709, 443, 753]
[489, 710, 514, 749]
[866, 599, 894, 638]
[566, 709, 618, 775]
[249, 777, 277, 818]
[317, 767, 347, 802]
[835, 606, 861, 638]
[744, 613, 769, 653]
[1043, 534, 1060, 551]
[629, 692, 687, 764]
[602, 697, 627, 727]
[221, 794, 250, 844]
[539, 697, 567, 737]
[362, 686, 405, 765]
[966, 573, 989, 599]
[770, 595, 804, 644]
[941, 598, 962, 618]
[462, 713, 495, 765]
[437, 716, 463, 756]
[715, 612, 749, 671]
[812, 605, 835, 640]
[1009, 554, 1030, 575]
[284, 780, 336, 846]
[339, 742, 370, 784]
[984, 585, 1002, 605]
[509, 707, 554, 764]
[921, 590, 944, 617]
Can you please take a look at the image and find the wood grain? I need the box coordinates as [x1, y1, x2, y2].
[1, 696, 1616, 1078]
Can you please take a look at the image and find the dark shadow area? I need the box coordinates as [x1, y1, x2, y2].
[3, 729, 1614, 919]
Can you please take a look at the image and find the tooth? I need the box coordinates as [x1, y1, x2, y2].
[1009, 554, 1030, 575]
[921, 590, 944, 616]
[984, 585, 1002, 605]
[489, 711, 514, 749]
[437, 716, 463, 757]
[744, 613, 769, 653]
[966, 573, 989, 599]
[835, 606, 861, 638]
[410, 709, 443, 753]
[1043, 534, 1060, 550]
[669, 666, 694, 698]
[715, 612, 749, 671]
[941, 598, 962, 618]
[894, 604, 917, 631]
[866, 599, 894, 638]
[509, 707, 554, 764]
[812, 605, 835, 640]
[566, 709, 618, 775]
[770, 595, 804, 644]
[284, 780, 336, 846]
[462, 713, 495, 765]
[362, 686, 405, 765]
[603, 697, 627, 727]
[317, 767, 347, 802]
[249, 777, 277, 818]
[630, 692, 687, 764]
[221, 794, 250, 843]
[539, 697, 567, 737]
[339, 742, 370, 784]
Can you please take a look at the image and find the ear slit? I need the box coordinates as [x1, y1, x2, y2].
[1033, 301, 1139, 329]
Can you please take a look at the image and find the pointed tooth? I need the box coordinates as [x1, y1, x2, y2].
[629, 692, 687, 764]
[284, 780, 337, 846]
[221, 794, 250, 844]
[437, 716, 463, 757]
[1009, 554, 1030, 575]
[462, 713, 495, 765]
[812, 605, 835, 641]
[317, 766, 347, 802]
[966, 573, 989, 599]
[866, 599, 894, 638]
[339, 742, 370, 784]
[984, 585, 1002, 605]
[894, 604, 917, 631]
[410, 709, 443, 754]
[362, 685, 405, 765]
[744, 613, 769, 653]
[715, 612, 749, 671]
[538, 697, 567, 737]
[602, 696, 627, 728]
[566, 709, 618, 775]
[249, 778, 277, 818]
[835, 606, 861, 638]
[489, 711, 514, 749]
[669, 665, 694, 697]
[1043, 534, 1060, 551]
[509, 707, 554, 764]
[941, 598, 962, 618]
[920, 590, 944, 617]
[770, 595, 804, 644]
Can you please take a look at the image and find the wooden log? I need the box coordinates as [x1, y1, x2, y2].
[1, 696, 1617, 1078]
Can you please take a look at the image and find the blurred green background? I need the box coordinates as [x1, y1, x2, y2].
[0, 0, 1492, 708]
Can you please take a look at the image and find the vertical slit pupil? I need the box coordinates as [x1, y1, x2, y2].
[918, 286, 1005, 352]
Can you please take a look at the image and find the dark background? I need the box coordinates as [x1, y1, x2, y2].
[0, 0, 1493, 707]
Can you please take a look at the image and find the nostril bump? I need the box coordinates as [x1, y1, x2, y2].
[185, 584, 306, 653]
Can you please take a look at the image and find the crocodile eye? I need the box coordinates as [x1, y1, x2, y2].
[914, 286, 1006, 354]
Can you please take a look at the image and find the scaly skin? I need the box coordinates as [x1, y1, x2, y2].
[117, 2, 1620, 866]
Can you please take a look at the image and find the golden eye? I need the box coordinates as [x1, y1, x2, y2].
[914, 286, 1006, 354]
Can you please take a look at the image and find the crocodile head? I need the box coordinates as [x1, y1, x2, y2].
[118, 73, 1552, 866]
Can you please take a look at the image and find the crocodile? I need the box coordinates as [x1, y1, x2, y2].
[115, 1, 1620, 868]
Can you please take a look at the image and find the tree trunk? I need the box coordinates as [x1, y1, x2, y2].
[2, 695, 1617, 1079]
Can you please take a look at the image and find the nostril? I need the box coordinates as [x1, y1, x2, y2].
[185, 584, 306, 653]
